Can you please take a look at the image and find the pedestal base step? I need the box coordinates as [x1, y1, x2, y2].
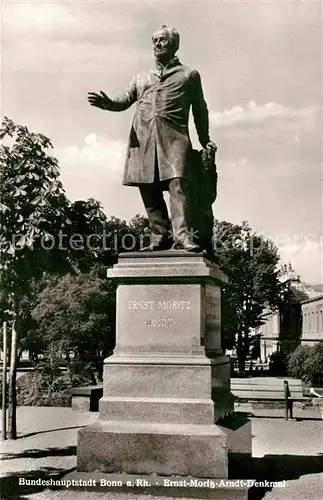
[77, 420, 228, 478]
[99, 396, 214, 424]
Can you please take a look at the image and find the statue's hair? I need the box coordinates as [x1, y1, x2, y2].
[152, 25, 180, 52]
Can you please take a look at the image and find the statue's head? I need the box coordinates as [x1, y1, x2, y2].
[152, 25, 180, 62]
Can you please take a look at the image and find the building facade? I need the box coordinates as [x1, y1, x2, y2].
[301, 295, 323, 346]
[256, 310, 280, 362]
[256, 295, 323, 362]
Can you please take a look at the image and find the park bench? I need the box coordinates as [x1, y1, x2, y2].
[231, 378, 312, 420]
[70, 384, 103, 412]
[230, 358, 270, 374]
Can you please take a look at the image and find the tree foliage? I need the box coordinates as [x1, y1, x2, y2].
[0, 117, 73, 437]
[0, 117, 71, 293]
[32, 269, 116, 381]
[66, 202, 150, 271]
[213, 220, 281, 372]
[67, 199, 115, 272]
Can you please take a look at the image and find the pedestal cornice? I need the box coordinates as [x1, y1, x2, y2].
[107, 251, 228, 286]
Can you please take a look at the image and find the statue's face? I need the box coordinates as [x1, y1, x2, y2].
[152, 31, 174, 60]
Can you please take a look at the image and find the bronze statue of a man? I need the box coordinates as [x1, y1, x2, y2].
[88, 25, 216, 252]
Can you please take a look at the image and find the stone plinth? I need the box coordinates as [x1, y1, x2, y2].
[77, 252, 242, 478]
[78, 420, 228, 478]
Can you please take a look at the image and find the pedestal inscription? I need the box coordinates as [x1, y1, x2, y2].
[115, 284, 204, 355]
[129, 299, 191, 329]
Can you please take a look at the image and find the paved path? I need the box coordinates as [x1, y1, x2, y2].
[1, 405, 322, 500]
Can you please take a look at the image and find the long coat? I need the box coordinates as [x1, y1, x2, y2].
[104, 57, 210, 185]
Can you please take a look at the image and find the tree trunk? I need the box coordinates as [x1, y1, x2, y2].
[1, 321, 8, 441]
[237, 347, 246, 374]
[8, 319, 18, 439]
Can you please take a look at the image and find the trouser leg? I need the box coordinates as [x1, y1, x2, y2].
[168, 177, 192, 244]
[198, 204, 214, 253]
[139, 183, 171, 244]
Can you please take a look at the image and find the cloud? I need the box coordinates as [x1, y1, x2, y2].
[84, 133, 98, 146]
[210, 100, 320, 184]
[276, 236, 323, 284]
[3, 2, 142, 44]
[57, 134, 126, 177]
[210, 101, 318, 130]
[55, 135, 143, 220]
[2, 1, 148, 77]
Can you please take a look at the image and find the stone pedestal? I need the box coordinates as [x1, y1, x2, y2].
[77, 252, 246, 479]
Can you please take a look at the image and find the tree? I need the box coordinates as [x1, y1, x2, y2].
[0, 117, 71, 438]
[32, 269, 116, 382]
[66, 203, 149, 270]
[67, 199, 116, 272]
[213, 220, 280, 373]
[127, 214, 150, 250]
[276, 282, 310, 355]
[288, 286, 309, 304]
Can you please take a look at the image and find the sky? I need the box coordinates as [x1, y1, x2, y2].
[2, 0, 322, 284]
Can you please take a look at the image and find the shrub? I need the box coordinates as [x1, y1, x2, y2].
[1, 352, 98, 409]
[16, 372, 43, 406]
[36, 388, 71, 407]
[9, 354, 96, 408]
[0, 372, 43, 407]
[303, 342, 323, 385]
[13, 371, 72, 407]
[288, 342, 323, 385]
[287, 344, 312, 380]
[68, 359, 97, 386]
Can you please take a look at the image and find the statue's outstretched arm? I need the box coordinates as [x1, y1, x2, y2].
[88, 76, 137, 112]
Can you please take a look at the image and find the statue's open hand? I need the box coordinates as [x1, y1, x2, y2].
[88, 91, 111, 110]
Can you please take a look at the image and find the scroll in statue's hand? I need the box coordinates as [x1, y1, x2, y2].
[87, 91, 111, 110]
[201, 141, 218, 171]
[206, 141, 217, 153]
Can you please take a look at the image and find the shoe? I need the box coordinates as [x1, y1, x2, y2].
[174, 237, 202, 252]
